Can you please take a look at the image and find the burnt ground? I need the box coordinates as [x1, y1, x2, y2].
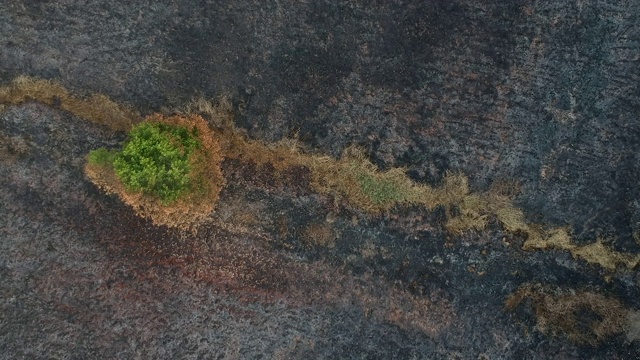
[1, 1, 640, 359]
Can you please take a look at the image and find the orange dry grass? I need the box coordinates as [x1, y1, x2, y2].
[85, 114, 224, 230]
[0, 76, 139, 131]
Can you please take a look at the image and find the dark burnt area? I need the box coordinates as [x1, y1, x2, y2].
[221, 157, 314, 196]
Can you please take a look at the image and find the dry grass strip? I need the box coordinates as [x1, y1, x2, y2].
[0, 76, 139, 131]
[183, 96, 640, 270]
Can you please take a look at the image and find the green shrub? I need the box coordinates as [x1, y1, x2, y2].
[85, 113, 224, 229]
[111, 122, 202, 204]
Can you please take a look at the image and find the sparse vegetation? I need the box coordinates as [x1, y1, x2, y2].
[0, 76, 139, 131]
[506, 284, 632, 345]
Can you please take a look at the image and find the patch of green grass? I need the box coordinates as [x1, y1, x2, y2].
[356, 171, 405, 207]
[87, 147, 118, 167]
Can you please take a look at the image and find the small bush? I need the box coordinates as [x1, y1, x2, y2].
[112, 122, 202, 204]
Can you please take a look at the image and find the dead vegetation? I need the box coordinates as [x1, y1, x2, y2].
[301, 222, 337, 248]
[523, 231, 640, 271]
[505, 284, 634, 345]
[0, 76, 140, 131]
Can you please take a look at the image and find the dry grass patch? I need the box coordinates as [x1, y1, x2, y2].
[524, 230, 640, 271]
[506, 284, 632, 345]
[301, 223, 337, 248]
[0, 76, 139, 131]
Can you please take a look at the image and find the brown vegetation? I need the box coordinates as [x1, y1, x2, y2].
[0, 132, 30, 164]
[0, 76, 139, 131]
[523, 231, 640, 271]
[505, 284, 632, 345]
[301, 222, 337, 248]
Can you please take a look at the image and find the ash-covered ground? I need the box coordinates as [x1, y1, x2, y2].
[1, 1, 639, 358]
